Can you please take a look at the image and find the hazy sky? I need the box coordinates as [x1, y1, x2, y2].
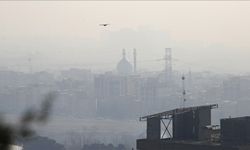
[1, 1, 250, 74]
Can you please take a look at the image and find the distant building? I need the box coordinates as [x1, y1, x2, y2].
[223, 76, 250, 101]
[94, 72, 142, 118]
[22, 136, 65, 150]
[117, 49, 133, 75]
[60, 68, 92, 81]
[94, 73, 140, 100]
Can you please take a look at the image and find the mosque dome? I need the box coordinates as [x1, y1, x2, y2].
[116, 49, 133, 75]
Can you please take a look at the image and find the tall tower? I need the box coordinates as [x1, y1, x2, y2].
[123, 49, 126, 58]
[133, 48, 137, 74]
[165, 48, 172, 81]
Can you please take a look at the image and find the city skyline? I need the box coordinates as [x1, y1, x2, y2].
[1, 1, 250, 73]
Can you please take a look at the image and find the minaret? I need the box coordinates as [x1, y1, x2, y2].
[133, 48, 137, 74]
[123, 49, 126, 58]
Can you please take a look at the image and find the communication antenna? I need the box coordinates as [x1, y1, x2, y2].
[181, 75, 186, 108]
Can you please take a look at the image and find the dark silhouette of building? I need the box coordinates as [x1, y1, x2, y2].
[137, 104, 250, 150]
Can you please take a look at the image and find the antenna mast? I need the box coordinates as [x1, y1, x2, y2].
[181, 75, 186, 108]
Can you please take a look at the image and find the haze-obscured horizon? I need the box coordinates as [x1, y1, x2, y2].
[1, 1, 250, 74]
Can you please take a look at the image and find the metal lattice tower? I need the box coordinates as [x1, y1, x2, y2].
[165, 48, 172, 81]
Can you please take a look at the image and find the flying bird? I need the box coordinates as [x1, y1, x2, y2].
[99, 24, 110, 26]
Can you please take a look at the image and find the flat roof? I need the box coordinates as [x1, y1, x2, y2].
[140, 104, 218, 121]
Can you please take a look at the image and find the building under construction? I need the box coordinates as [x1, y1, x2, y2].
[137, 104, 250, 150]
